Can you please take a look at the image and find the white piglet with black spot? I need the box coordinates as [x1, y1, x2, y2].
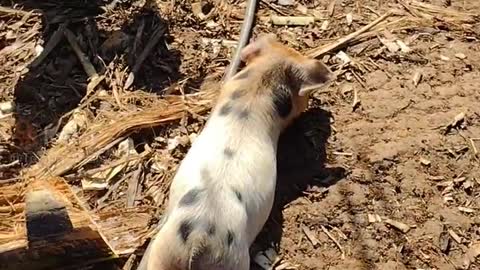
[137, 34, 332, 270]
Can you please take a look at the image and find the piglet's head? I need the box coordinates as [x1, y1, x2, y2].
[239, 34, 333, 127]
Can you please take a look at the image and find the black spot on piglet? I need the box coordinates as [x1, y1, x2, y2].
[233, 189, 243, 203]
[179, 188, 201, 206]
[231, 90, 245, 100]
[223, 147, 235, 158]
[207, 223, 216, 236]
[219, 102, 233, 116]
[272, 85, 292, 118]
[179, 220, 194, 243]
[226, 230, 235, 246]
[238, 108, 250, 120]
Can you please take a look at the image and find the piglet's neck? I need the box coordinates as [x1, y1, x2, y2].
[207, 91, 284, 145]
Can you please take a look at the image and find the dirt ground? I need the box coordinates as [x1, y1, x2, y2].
[1, 0, 479, 269]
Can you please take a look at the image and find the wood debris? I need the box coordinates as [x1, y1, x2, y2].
[444, 112, 466, 134]
[253, 245, 279, 270]
[419, 157, 431, 166]
[384, 218, 411, 233]
[271, 16, 315, 26]
[327, 0, 337, 17]
[463, 243, 480, 269]
[413, 71, 422, 86]
[320, 225, 345, 259]
[368, 213, 382, 223]
[302, 225, 319, 247]
[352, 87, 361, 112]
[307, 11, 394, 58]
[458, 206, 475, 213]
[346, 13, 353, 26]
[448, 229, 462, 244]
[57, 109, 90, 143]
[320, 20, 330, 31]
[440, 55, 450, 61]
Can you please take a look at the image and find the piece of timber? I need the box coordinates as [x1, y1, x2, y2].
[0, 177, 117, 270]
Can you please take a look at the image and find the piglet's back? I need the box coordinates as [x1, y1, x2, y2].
[137, 34, 333, 270]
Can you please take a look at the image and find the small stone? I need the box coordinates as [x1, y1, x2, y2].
[455, 53, 466, 59]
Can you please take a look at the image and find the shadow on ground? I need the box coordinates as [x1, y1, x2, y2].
[3, 0, 185, 167]
[251, 107, 346, 269]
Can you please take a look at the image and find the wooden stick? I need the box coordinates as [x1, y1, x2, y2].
[320, 225, 345, 259]
[30, 23, 68, 68]
[0, 6, 32, 16]
[124, 25, 167, 89]
[307, 11, 394, 58]
[64, 28, 98, 78]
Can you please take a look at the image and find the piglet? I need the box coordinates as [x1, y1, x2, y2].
[137, 34, 332, 270]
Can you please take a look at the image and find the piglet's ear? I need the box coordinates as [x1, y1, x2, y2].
[240, 33, 277, 63]
[298, 60, 334, 96]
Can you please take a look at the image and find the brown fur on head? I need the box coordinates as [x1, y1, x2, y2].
[232, 33, 333, 127]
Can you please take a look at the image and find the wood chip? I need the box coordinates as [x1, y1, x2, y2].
[278, 0, 295, 6]
[332, 151, 353, 156]
[346, 13, 353, 26]
[445, 112, 466, 134]
[463, 180, 473, 190]
[191, 2, 208, 20]
[296, 4, 308, 14]
[384, 218, 411, 233]
[320, 225, 345, 259]
[308, 11, 393, 58]
[30, 23, 67, 68]
[336, 51, 351, 64]
[254, 253, 272, 270]
[352, 87, 360, 112]
[122, 254, 136, 270]
[419, 157, 431, 166]
[453, 176, 466, 183]
[64, 28, 97, 78]
[428, 175, 445, 181]
[440, 55, 450, 61]
[271, 16, 315, 26]
[327, 0, 337, 17]
[396, 40, 412, 53]
[126, 165, 142, 208]
[448, 229, 462, 244]
[458, 206, 475, 213]
[413, 71, 423, 86]
[379, 36, 400, 53]
[321, 20, 330, 30]
[463, 242, 480, 269]
[302, 225, 319, 247]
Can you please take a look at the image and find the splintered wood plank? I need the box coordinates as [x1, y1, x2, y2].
[0, 177, 117, 270]
[93, 207, 152, 255]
